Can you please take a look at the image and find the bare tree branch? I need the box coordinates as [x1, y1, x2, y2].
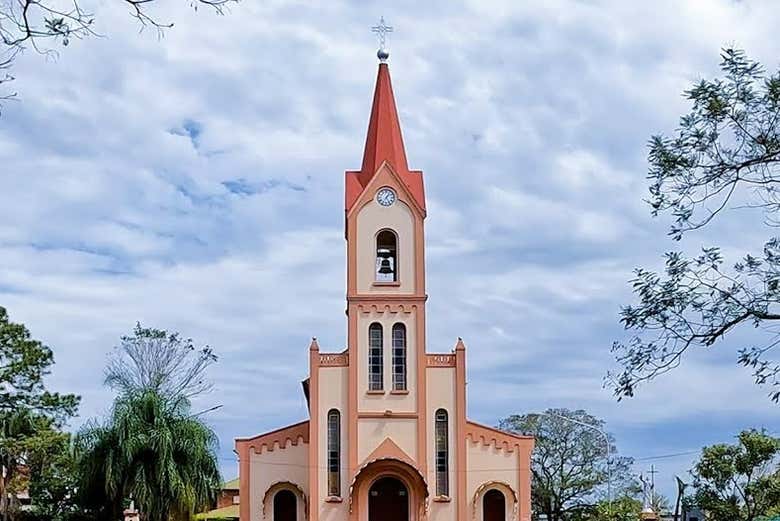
[105, 323, 218, 406]
[0, 0, 238, 107]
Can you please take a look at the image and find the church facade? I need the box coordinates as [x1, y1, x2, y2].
[235, 55, 534, 521]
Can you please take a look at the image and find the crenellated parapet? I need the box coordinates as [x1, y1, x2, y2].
[320, 352, 349, 367]
[236, 420, 310, 455]
[465, 421, 534, 454]
[426, 354, 455, 367]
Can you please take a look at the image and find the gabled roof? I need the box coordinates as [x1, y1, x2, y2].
[345, 63, 425, 212]
[359, 437, 417, 470]
[194, 504, 239, 520]
[222, 478, 239, 490]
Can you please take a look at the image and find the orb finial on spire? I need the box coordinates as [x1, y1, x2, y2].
[371, 16, 393, 62]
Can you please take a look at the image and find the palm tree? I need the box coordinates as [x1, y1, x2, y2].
[76, 390, 221, 521]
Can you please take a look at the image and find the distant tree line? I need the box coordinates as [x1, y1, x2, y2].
[500, 408, 780, 521]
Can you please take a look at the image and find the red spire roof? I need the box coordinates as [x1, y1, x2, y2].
[345, 63, 425, 212]
[360, 63, 409, 183]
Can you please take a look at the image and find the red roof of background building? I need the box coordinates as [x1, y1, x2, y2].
[345, 63, 425, 212]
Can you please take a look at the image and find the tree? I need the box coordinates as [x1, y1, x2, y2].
[0, 307, 79, 521]
[611, 48, 780, 402]
[594, 495, 642, 521]
[76, 390, 221, 521]
[76, 324, 221, 520]
[19, 425, 83, 521]
[105, 323, 217, 404]
[0, 0, 237, 109]
[647, 490, 670, 515]
[691, 429, 780, 521]
[0, 307, 79, 417]
[499, 408, 635, 521]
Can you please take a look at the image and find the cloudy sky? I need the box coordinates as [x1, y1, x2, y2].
[2, 0, 779, 501]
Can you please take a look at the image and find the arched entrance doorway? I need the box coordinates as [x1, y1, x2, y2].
[483, 489, 506, 521]
[369, 477, 408, 521]
[273, 489, 297, 521]
[349, 442, 429, 521]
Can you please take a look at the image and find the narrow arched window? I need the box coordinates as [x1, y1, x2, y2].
[435, 409, 449, 497]
[392, 323, 407, 391]
[375, 230, 398, 282]
[327, 409, 341, 497]
[368, 323, 383, 391]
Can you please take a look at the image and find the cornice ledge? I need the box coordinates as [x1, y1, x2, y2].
[347, 294, 428, 303]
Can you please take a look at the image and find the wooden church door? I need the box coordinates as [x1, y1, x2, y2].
[369, 477, 409, 521]
[273, 489, 297, 521]
[483, 489, 506, 521]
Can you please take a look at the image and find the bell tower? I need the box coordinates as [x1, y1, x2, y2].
[343, 48, 429, 480]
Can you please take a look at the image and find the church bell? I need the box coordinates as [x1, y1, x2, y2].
[377, 248, 394, 275]
[378, 258, 393, 274]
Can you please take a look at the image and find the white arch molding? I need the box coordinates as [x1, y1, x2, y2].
[471, 481, 518, 521]
[261, 481, 307, 521]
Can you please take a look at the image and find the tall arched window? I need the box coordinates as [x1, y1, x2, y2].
[375, 230, 398, 282]
[327, 409, 341, 497]
[368, 323, 383, 391]
[392, 323, 407, 391]
[435, 409, 449, 497]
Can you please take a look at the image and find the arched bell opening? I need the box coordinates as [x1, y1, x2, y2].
[375, 229, 398, 282]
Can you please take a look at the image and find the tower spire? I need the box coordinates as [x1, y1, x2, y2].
[359, 62, 409, 183]
[344, 20, 425, 213]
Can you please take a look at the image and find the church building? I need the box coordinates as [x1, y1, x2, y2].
[235, 47, 534, 521]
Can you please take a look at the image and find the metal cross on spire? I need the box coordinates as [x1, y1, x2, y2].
[371, 16, 393, 62]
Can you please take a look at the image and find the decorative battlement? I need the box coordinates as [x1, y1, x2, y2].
[320, 353, 349, 367]
[236, 420, 310, 455]
[465, 421, 534, 454]
[426, 354, 456, 367]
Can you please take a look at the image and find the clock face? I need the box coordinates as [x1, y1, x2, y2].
[376, 188, 397, 207]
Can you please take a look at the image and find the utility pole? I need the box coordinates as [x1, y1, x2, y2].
[648, 464, 658, 486]
[647, 465, 659, 509]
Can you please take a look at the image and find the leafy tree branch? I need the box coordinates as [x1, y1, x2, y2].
[612, 48, 780, 403]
